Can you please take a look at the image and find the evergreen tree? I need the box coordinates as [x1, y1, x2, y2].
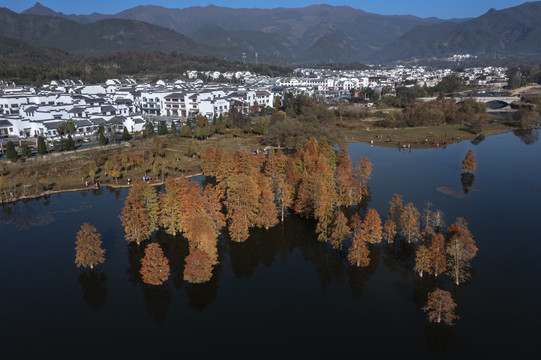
[122, 126, 131, 141]
[6, 141, 18, 162]
[99, 132, 107, 146]
[21, 144, 32, 158]
[170, 121, 177, 136]
[37, 136, 47, 155]
[66, 134, 76, 151]
[158, 122, 168, 135]
[144, 122, 156, 137]
[75, 223, 106, 269]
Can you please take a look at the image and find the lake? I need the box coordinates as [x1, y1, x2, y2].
[1, 130, 540, 359]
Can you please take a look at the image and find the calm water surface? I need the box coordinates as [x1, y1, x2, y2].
[1, 130, 540, 359]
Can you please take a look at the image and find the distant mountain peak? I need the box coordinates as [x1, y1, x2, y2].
[22, 2, 58, 16]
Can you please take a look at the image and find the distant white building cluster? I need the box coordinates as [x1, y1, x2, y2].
[0, 65, 509, 141]
[0, 76, 276, 141]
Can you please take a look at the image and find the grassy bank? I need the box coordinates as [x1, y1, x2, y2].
[0, 122, 518, 203]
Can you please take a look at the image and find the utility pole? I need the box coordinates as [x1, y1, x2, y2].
[242, 53, 247, 65]
[255, 52, 258, 65]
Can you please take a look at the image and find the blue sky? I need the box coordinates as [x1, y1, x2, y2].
[2, 0, 529, 19]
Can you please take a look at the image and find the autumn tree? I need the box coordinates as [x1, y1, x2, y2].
[256, 174, 279, 230]
[200, 145, 233, 182]
[382, 219, 397, 244]
[335, 144, 355, 206]
[362, 209, 383, 244]
[140, 243, 170, 285]
[329, 210, 351, 250]
[414, 245, 432, 278]
[184, 248, 214, 284]
[347, 226, 370, 267]
[264, 150, 294, 222]
[428, 233, 447, 277]
[461, 149, 476, 172]
[75, 223, 106, 269]
[293, 139, 337, 241]
[446, 217, 478, 286]
[159, 177, 185, 236]
[423, 288, 459, 325]
[353, 156, 373, 203]
[398, 202, 420, 243]
[387, 193, 403, 222]
[225, 173, 260, 242]
[119, 181, 153, 245]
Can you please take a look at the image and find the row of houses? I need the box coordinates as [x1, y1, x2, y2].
[0, 78, 276, 141]
[0, 65, 511, 141]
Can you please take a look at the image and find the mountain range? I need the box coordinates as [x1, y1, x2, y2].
[1, 2, 541, 65]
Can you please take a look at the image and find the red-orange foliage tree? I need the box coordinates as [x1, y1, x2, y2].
[225, 174, 260, 242]
[159, 177, 184, 236]
[75, 223, 106, 269]
[347, 227, 370, 267]
[335, 144, 355, 206]
[329, 210, 351, 250]
[387, 193, 404, 222]
[201, 144, 233, 181]
[140, 243, 170, 285]
[353, 156, 373, 203]
[446, 217, 478, 285]
[184, 248, 214, 283]
[382, 219, 397, 244]
[398, 202, 421, 243]
[414, 245, 432, 278]
[256, 174, 279, 230]
[120, 181, 152, 245]
[428, 233, 447, 277]
[293, 140, 337, 241]
[423, 288, 459, 325]
[264, 150, 294, 222]
[362, 208, 383, 244]
[461, 149, 476, 172]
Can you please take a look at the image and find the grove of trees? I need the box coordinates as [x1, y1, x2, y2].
[116, 137, 478, 310]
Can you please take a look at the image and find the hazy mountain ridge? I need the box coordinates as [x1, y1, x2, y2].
[374, 1, 541, 62]
[19, 2, 450, 63]
[1, 7, 208, 56]
[12, 1, 541, 64]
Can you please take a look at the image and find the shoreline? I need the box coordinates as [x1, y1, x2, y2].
[0, 173, 203, 205]
[0, 124, 527, 205]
